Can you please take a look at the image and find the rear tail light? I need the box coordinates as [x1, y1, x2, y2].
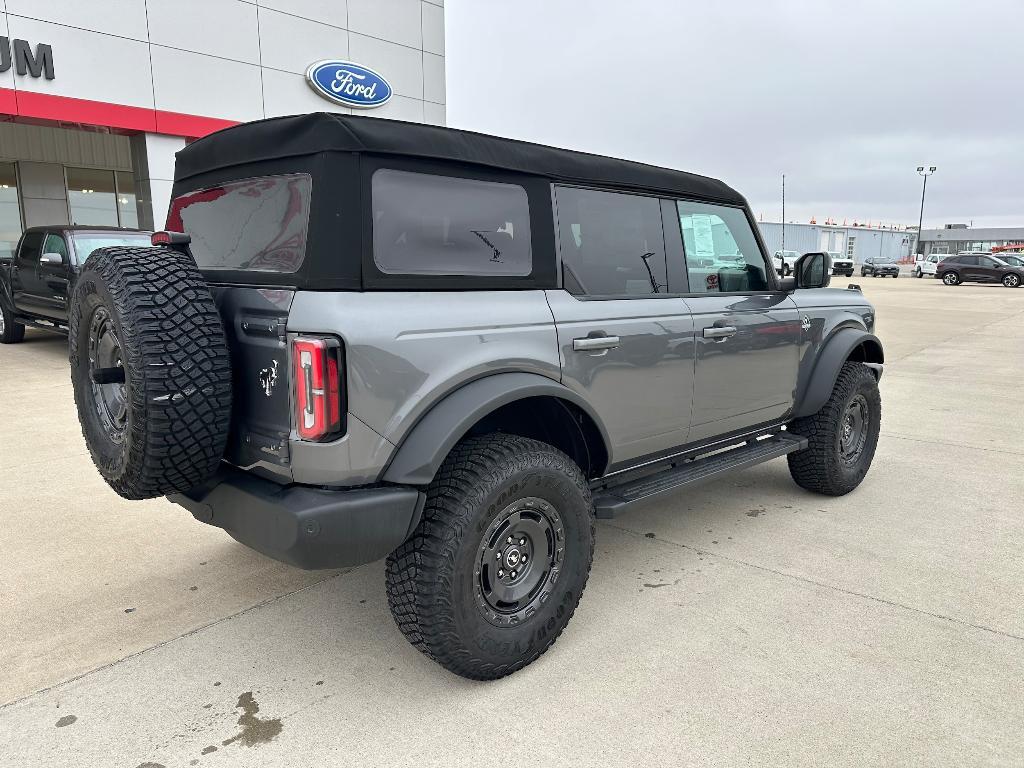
[293, 336, 344, 441]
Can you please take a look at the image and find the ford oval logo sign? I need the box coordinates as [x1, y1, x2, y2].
[305, 60, 392, 109]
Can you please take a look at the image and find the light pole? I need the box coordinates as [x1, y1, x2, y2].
[916, 166, 936, 255]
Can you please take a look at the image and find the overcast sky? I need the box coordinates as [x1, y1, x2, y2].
[446, 0, 1024, 229]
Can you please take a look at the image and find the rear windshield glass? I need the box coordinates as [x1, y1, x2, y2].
[167, 174, 312, 272]
[371, 169, 531, 277]
[72, 233, 153, 264]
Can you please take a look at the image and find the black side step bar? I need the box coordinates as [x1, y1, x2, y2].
[592, 433, 807, 519]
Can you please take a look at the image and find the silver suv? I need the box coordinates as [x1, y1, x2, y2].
[68, 113, 884, 680]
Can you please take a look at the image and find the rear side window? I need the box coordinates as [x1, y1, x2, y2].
[167, 174, 312, 273]
[372, 169, 531, 277]
[17, 231, 44, 264]
[555, 186, 667, 296]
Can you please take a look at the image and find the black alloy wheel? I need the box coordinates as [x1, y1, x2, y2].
[86, 305, 128, 443]
[838, 394, 869, 466]
[475, 497, 565, 627]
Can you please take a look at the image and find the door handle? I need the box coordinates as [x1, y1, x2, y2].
[703, 326, 737, 340]
[573, 335, 620, 352]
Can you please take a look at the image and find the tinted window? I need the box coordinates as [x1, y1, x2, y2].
[167, 174, 312, 272]
[676, 201, 768, 293]
[17, 231, 43, 265]
[958, 255, 978, 266]
[979, 256, 997, 267]
[556, 186, 666, 296]
[372, 169, 531, 277]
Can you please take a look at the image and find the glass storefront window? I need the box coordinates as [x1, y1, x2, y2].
[0, 162, 22, 260]
[67, 167, 119, 227]
[115, 171, 139, 229]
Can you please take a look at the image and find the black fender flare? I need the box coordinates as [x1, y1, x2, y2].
[793, 329, 884, 418]
[381, 372, 612, 486]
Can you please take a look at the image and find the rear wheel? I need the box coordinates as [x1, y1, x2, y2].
[915, 267, 923, 278]
[0, 301, 25, 344]
[1002, 273, 1021, 288]
[69, 246, 232, 499]
[941, 271, 960, 286]
[787, 362, 881, 496]
[385, 433, 595, 680]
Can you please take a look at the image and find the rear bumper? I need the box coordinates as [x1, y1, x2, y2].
[169, 467, 424, 570]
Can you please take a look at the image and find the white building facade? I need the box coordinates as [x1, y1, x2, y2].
[758, 221, 915, 265]
[0, 0, 445, 256]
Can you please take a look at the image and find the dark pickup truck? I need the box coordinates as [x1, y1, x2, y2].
[0, 226, 152, 342]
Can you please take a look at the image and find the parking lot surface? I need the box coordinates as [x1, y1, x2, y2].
[2, 275, 1023, 767]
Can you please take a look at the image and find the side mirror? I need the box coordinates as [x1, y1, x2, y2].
[795, 252, 831, 289]
[40, 252, 64, 267]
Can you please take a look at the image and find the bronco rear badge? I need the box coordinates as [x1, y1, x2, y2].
[259, 360, 279, 397]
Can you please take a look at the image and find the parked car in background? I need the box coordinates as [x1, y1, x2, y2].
[994, 253, 1024, 268]
[0, 226, 153, 343]
[773, 249, 798, 276]
[914, 253, 941, 277]
[936, 253, 1023, 287]
[861, 256, 900, 278]
[828, 251, 854, 276]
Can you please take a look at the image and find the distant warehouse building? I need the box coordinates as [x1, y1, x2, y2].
[917, 225, 1024, 257]
[758, 221, 914, 265]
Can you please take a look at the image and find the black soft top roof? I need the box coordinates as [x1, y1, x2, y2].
[174, 113, 745, 206]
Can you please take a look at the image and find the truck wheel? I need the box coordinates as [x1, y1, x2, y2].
[786, 362, 881, 496]
[0, 300, 25, 344]
[69, 246, 232, 500]
[915, 267, 923, 278]
[385, 433, 595, 680]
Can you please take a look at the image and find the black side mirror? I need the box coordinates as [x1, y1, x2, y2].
[795, 252, 831, 289]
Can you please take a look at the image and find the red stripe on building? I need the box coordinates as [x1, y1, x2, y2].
[0, 87, 239, 139]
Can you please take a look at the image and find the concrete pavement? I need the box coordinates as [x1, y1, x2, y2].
[1, 275, 1022, 767]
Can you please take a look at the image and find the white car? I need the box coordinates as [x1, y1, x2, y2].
[914, 253, 941, 277]
[772, 249, 798, 276]
[828, 251, 854, 277]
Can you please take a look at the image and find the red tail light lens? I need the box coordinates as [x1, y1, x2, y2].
[293, 336, 344, 441]
[151, 230, 192, 247]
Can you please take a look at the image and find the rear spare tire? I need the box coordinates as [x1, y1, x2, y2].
[69, 246, 232, 499]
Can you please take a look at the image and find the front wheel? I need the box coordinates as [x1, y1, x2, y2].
[1002, 273, 1021, 288]
[0, 300, 25, 344]
[386, 433, 595, 680]
[787, 362, 881, 496]
[915, 268, 923, 278]
[941, 272, 960, 286]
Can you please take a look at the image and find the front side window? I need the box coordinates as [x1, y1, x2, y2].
[167, 174, 312, 273]
[372, 169, 531, 277]
[43, 233, 68, 261]
[555, 186, 666, 296]
[676, 201, 768, 293]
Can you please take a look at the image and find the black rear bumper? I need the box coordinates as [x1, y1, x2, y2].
[169, 468, 424, 570]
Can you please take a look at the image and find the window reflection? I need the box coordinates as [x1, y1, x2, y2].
[0, 162, 22, 260]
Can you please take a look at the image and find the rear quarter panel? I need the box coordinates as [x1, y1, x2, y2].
[287, 290, 560, 483]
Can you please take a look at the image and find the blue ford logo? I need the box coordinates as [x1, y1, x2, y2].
[305, 60, 392, 109]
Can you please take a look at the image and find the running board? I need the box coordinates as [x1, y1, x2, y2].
[591, 433, 807, 519]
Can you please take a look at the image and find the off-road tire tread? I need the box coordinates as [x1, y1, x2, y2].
[787, 361, 880, 496]
[385, 433, 595, 680]
[69, 246, 231, 499]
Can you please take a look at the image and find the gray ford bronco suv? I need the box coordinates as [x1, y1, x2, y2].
[68, 113, 883, 680]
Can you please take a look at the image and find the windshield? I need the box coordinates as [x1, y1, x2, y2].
[72, 233, 153, 264]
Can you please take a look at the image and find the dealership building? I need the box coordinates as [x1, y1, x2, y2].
[0, 0, 446, 258]
[917, 225, 1024, 257]
[758, 221, 915, 264]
